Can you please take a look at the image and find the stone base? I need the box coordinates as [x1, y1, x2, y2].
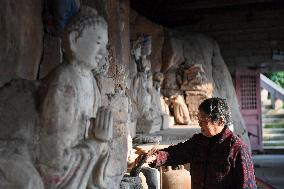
[120, 175, 143, 189]
[133, 134, 162, 144]
[136, 116, 162, 134]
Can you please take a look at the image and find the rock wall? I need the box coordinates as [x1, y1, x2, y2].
[0, 0, 43, 86]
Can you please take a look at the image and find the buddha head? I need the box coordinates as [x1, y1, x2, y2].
[63, 6, 108, 71]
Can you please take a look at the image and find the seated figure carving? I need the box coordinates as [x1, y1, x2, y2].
[38, 6, 113, 189]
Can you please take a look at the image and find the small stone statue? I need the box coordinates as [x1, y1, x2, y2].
[170, 95, 190, 125]
[130, 36, 163, 133]
[38, 6, 112, 189]
[130, 36, 153, 118]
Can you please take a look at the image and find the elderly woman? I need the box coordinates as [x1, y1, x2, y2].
[149, 97, 257, 189]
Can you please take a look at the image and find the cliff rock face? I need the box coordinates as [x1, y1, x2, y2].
[162, 31, 251, 148]
[0, 0, 43, 86]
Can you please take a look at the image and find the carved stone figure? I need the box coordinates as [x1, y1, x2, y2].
[0, 80, 44, 189]
[170, 95, 190, 125]
[153, 72, 164, 91]
[130, 36, 163, 133]
[38, 6, 113, 188]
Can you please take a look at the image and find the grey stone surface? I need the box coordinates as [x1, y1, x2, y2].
[39, 35, 62, 79]
[104, 95, 129, 189]
[0, 0, 43, 86]
[0, 79, 43, 189]
[120, 175, 143, 189]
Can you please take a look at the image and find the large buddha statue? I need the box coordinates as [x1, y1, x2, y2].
[0, 6, 113, 189]
[38, 6, 113, 189]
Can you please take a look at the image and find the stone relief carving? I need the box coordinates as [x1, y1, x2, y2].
[0, 6, 122, 189]
[38, 6, 113, 189]
[162, 65, 207, 126]
[170, 95, 190, 125]
[0, 80, 44, 189]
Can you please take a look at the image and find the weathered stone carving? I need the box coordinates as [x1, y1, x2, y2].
[180, 64, 213, 93]
[38, 6, 113, 189]
[161, 62, 214, 126]
[0, 6, 121, 189]
[130, 36, 163, 133]
[182, 64, 213, 124]
[0, 80, 44, 189]
[170, 95, 190, 125]
[185, 91, 207, 124]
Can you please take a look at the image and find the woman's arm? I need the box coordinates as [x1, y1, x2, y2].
[233, 145, 257, 189]
[151, 136, 197, 167]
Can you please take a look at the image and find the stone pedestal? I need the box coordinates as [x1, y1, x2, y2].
[136, 116, 162, 134]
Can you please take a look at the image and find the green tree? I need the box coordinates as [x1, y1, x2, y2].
[268, 72, 284, 88]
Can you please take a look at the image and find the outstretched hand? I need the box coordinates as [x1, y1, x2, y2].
[134, 142, 159, 166]
[90, 106, 113, 142]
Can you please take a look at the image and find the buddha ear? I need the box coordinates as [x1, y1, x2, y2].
[68, 31, 79, 52]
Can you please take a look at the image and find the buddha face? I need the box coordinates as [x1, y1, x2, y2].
[70, 25, 108, 70]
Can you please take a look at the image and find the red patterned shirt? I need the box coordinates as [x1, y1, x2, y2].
[154, 127, 257, 189]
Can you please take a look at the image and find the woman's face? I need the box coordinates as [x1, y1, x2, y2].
[197, 111, 224, 137]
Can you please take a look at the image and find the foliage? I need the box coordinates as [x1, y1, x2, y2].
[264, 123, 284, 128]
[267, 72, 284, 88]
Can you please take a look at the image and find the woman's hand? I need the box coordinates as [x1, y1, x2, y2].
[136, 142, 159, 166]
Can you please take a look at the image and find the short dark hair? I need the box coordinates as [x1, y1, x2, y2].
[198, 97, 232, 126]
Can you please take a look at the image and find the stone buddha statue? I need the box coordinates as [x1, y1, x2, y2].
[0, 6, 113, 189]
[38, 6, 113, 189]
